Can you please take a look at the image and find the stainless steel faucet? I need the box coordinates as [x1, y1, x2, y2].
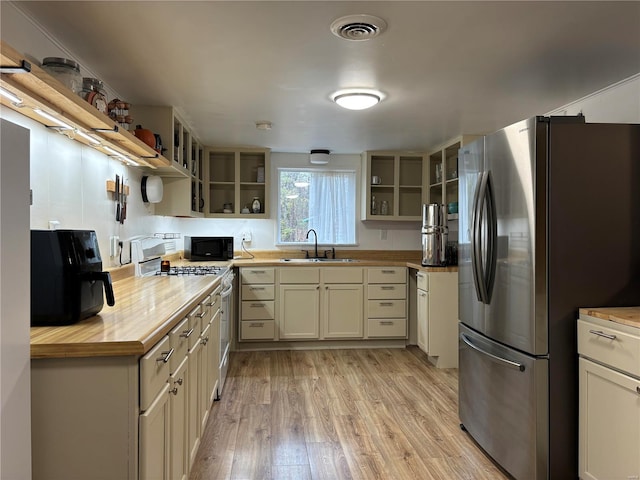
[306, 228, 318, 258]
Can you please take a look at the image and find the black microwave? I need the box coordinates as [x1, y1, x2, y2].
[184, 236, 234, 261]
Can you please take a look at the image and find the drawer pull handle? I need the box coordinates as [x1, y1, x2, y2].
[250, 323, 265, 328]
[197, 311, 207, 318]
[379, 302, 394, 306]
[380, 321, 394, 326]
[169, 387, 178, 396]
[250, 270, 266, 273]
[588, 329, 617, 340]
[156, 348, 174, 364]
[250, 287, 265, 291]
[381, 286, 395, 290]
[176, 378, 183, 386]
[206, 302, 215, 307]
[180, 328, 194, 338]
[381, 270, 396, 274]
[251, 303, 265, 308]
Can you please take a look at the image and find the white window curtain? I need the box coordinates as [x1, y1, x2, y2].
[307, 171, 355, 244]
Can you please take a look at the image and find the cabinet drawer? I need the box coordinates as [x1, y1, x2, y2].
[368, 319, 407, 338]
[368, 284, 407, 300]
[279, 267, 320, 284]
[368, 299, 406, 318]
[322, 267, 363, 284]
[242, 300, 275, 320]
[416, 271, 428, 291]
[186, 304, 203, 350]
[140, 335, 171, 412]
[168, 317, 190, 372]
[207, 287, 221, 315]
[241, 320, 276, 340]
[368, 267, 406, 284]
[241, 268, 275, 284]
[578, 319, 640, 377]
[241, 284, 275, 300]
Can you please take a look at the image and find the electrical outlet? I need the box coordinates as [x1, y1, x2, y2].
[242, 231, 252, 243]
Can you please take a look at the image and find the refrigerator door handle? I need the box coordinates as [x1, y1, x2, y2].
[484, 171, 498, 303]
[471, 172, 487, 303]
[460, 333, 526, 372]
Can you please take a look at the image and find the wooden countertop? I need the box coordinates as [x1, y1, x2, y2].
[30, 254, 456, 359]
[30, 274, 223, 359]
[579, 307, 640, 329]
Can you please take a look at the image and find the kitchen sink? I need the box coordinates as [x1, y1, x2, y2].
[280, 258, 358, 263]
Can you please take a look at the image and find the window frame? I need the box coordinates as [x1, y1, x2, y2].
[276, 166, 358, 247]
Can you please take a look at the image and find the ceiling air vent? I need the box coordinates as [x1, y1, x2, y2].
[330, 14, 387, 41]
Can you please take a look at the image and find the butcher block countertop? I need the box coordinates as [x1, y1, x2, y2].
[30, 252, 456, 360]
[579, 307, 640, 329]
[30, 274, 223, 359]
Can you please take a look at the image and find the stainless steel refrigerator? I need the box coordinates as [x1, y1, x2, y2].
[457, 115, 640, 480]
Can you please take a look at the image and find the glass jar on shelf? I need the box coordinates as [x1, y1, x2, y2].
[251, 197, 261, 214]
[380, 200, 389, 215]
[80, 77, 108, 114]
[41, 57, 82, 95]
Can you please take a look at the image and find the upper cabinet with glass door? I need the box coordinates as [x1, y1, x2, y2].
[428, 135, 480, 221]
[362, 151, 427, 221]
[206, 147, 270, 218]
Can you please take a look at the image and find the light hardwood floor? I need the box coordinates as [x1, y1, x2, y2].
[189, 347, 511, 480]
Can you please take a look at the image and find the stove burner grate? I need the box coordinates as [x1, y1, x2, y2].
[155, 266, 223, 276]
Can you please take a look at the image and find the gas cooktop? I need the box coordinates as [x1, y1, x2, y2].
[155, 266, 224, 276]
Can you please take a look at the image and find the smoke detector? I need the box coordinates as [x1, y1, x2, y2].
[330, 14, 387, 41]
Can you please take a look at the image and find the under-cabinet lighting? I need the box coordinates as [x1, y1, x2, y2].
[125, 158, 141, 167]
[104, 146, 127, 158]
[33, 108, 73, 130]
[75, 129, 101, 145]
[0, 86, 23, 104]
[286, 194, 299, 199]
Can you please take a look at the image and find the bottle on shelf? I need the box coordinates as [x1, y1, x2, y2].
[371, 195, 378, 215]
[381, 200, 389, 215]
[251, 197, 261, 213]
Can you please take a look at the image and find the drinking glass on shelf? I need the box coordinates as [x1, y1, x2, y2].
[435, 163, 442, 183]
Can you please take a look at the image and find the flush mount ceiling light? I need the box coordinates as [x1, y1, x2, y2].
[310, 149, 330, 164]
[331, 89, 384, 110]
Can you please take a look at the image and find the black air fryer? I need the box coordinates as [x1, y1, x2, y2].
[31, 229, 115, 326]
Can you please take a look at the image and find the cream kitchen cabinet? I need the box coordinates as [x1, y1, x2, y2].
[418, 270, 459, 368]
[206, 147, 270, 218]
[416, 271, 429, 352]
[129, 105, 206, 217]
[139, 336, 172, 480]
[169, 355, 189, 480]
[278, 267, 321, 340]
[362, 151, 427, 221]
[366, 267, 408, 338]
[428, 135, 479, 222]
[322, 267, 364, 339]
[578, 314, 640, 480]
[239, 267, 276, 341]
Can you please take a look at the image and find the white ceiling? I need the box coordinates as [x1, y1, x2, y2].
[11, 1, 640, 153]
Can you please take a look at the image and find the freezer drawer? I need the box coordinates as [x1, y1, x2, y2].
[459, 323, 548, 480]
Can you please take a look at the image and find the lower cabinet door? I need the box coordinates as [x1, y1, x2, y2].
[139, 383, 170, 480]
[416, 287, 428, 352]
[579, 357, 640, 480]
[169, 358, 189, 480]
[187, 342, 202, 467]
[323, 284, 363, 338]
[279, 284, 320, 339]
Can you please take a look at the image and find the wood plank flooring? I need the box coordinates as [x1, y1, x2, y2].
[189, 347, 511, 480]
